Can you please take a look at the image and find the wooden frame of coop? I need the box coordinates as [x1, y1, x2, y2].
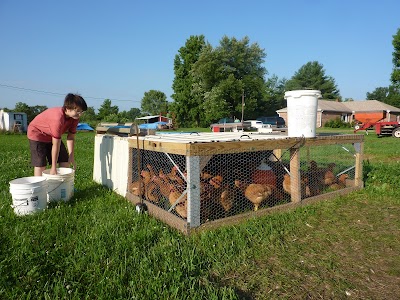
[93, 133, 364, 234]
[116, 133, 364, 235]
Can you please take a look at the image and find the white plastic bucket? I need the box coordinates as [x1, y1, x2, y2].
[42, 168, 75, 202]
[9, 176, 48, 215]
[284, 90, 322, 138]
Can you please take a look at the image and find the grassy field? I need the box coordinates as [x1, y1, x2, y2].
[0, 129, 399, 299]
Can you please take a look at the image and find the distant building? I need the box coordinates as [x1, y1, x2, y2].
[276, 100, 400, 127]
[0, 109, 28, 132]
[135, 115, 172, 124]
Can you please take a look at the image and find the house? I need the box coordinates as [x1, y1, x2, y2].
[135, 115, 173, 130]
[135, 115, 172, 124]
[0, 109, 28, 132]
[276, 100, 400, 128]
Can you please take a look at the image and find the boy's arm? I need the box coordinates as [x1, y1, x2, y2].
[67, 133, 76, 169]
[51, 137, 61, 175]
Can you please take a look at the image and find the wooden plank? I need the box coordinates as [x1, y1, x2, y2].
[128, 138, 190, 155]
[354, 142, 364, 188]
[126, 192, 189, 234]
[290, 148, 301, 203]
[127, 134, 364, 156]
[192, 185, 363, 234]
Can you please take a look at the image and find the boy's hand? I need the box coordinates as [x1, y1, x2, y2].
[50, 166, 57, 175]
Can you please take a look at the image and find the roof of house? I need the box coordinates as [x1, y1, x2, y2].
[135, 115, 163, 120]
[277, 99, 400, 113]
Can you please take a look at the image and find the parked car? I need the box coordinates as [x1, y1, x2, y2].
[256, 116, 286, 128]
[244, 120, 264, 129]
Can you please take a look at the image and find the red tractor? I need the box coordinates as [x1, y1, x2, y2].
[353, 112, 400, 138]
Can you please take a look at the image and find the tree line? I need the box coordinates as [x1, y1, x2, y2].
[2, 28, 400, 128]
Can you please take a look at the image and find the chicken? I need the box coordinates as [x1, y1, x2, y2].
[168, 185, 188, 219]
[144, 180, 159, 203]
[209, 175, 223, 189]
[306, 161, 325, 196]
[130, 180, 144, 196]
[154, 169, 175, 199]
[282, 173, 310, 198]
[166, 165, 186, 186]
[324, 163, 337, 186]
[219, 188, 235, 213]
[282, 173, 291, 195]
[329, 174, 349, 190]
[201, 174, 233, 219]
[138, 165, 160, 203]
[140, 169, 152, 185]
[244, 183, 274, 211]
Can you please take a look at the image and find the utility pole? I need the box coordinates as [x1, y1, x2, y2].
[241, 92, 245, 123]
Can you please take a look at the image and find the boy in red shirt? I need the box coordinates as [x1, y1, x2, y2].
[27, 93, 87, 176]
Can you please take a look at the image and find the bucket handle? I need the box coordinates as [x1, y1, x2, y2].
[10, 186, 41, 196]
[11, 200, 29, 208]
[30, 186, 44, 194]
[47, 179, 65, 194]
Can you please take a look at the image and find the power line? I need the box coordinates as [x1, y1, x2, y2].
[0, 83, 140, 102]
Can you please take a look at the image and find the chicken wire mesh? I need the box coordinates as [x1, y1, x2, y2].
[128, 140, 358, 227]
[278, 142, 357, 199]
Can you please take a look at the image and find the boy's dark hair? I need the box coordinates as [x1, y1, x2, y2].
[63, 93, 87, 111]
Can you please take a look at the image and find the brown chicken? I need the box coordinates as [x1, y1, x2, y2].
[166, 165, 186, 186]
[130, 180, 144, 196]
[219, 188, 235, 213]
[329, 174, 349, 190]
[283, 173, 310, 197]
[244, 183, 274, 211]
[307, 161, 326, 196]
[201, 175, 235, 220]
[168, 185, 188, 219]
[154, 170, 174, 199]
[324, 163, 337, 186]
[144, 180, 159, 203]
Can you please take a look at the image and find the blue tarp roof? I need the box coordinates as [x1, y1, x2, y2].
[138, 121, 167, 130]
[77, 123, 94, 131]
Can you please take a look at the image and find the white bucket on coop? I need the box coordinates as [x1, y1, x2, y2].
[42, 167, 75, 202]
[9, 176, 48, 215]
[284, 90, 321, 138]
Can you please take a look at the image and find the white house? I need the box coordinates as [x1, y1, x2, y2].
[0, 109, 28, 132]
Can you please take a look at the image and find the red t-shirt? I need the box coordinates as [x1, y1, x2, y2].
[27, 107, 79, 142]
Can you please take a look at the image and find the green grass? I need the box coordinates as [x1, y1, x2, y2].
[1, 130, 400, 299]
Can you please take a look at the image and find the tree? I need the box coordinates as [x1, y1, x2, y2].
[190, 36, 267, 125]
[171, 35, 207, 127]
[78, 106, 97, 122]
[14, 102, 47, 123]
[366, 87, 390, 101]
[97, 99, 119, 121]
[141, 90, 167, 115]
[119, 108, 141, 121]
[285, 61, 341, 100]
[366, 29, 400, 108]
[391, 28, 400, 90]
[389, 28, 400, 107]
[262, 75, 287, 115]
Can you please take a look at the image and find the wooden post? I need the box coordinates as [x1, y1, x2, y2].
[290, 147, 301, 203]
[186, 156, 201, 227]
[271, 149, 282, 161]
[354, 142, 364, 188]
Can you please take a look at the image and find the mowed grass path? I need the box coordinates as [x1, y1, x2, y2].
[0, 131, 399, 299]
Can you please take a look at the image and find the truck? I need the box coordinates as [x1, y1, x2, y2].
[353, 112, 400, 138]
[210, 118, 251, 132]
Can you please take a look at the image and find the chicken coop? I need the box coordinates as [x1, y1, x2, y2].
[93, 130, 364, 234]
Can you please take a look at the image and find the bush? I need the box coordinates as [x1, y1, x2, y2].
[323, 117, 352, 128]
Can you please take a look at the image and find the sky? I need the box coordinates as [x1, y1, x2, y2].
[0, 0, 399, 112]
